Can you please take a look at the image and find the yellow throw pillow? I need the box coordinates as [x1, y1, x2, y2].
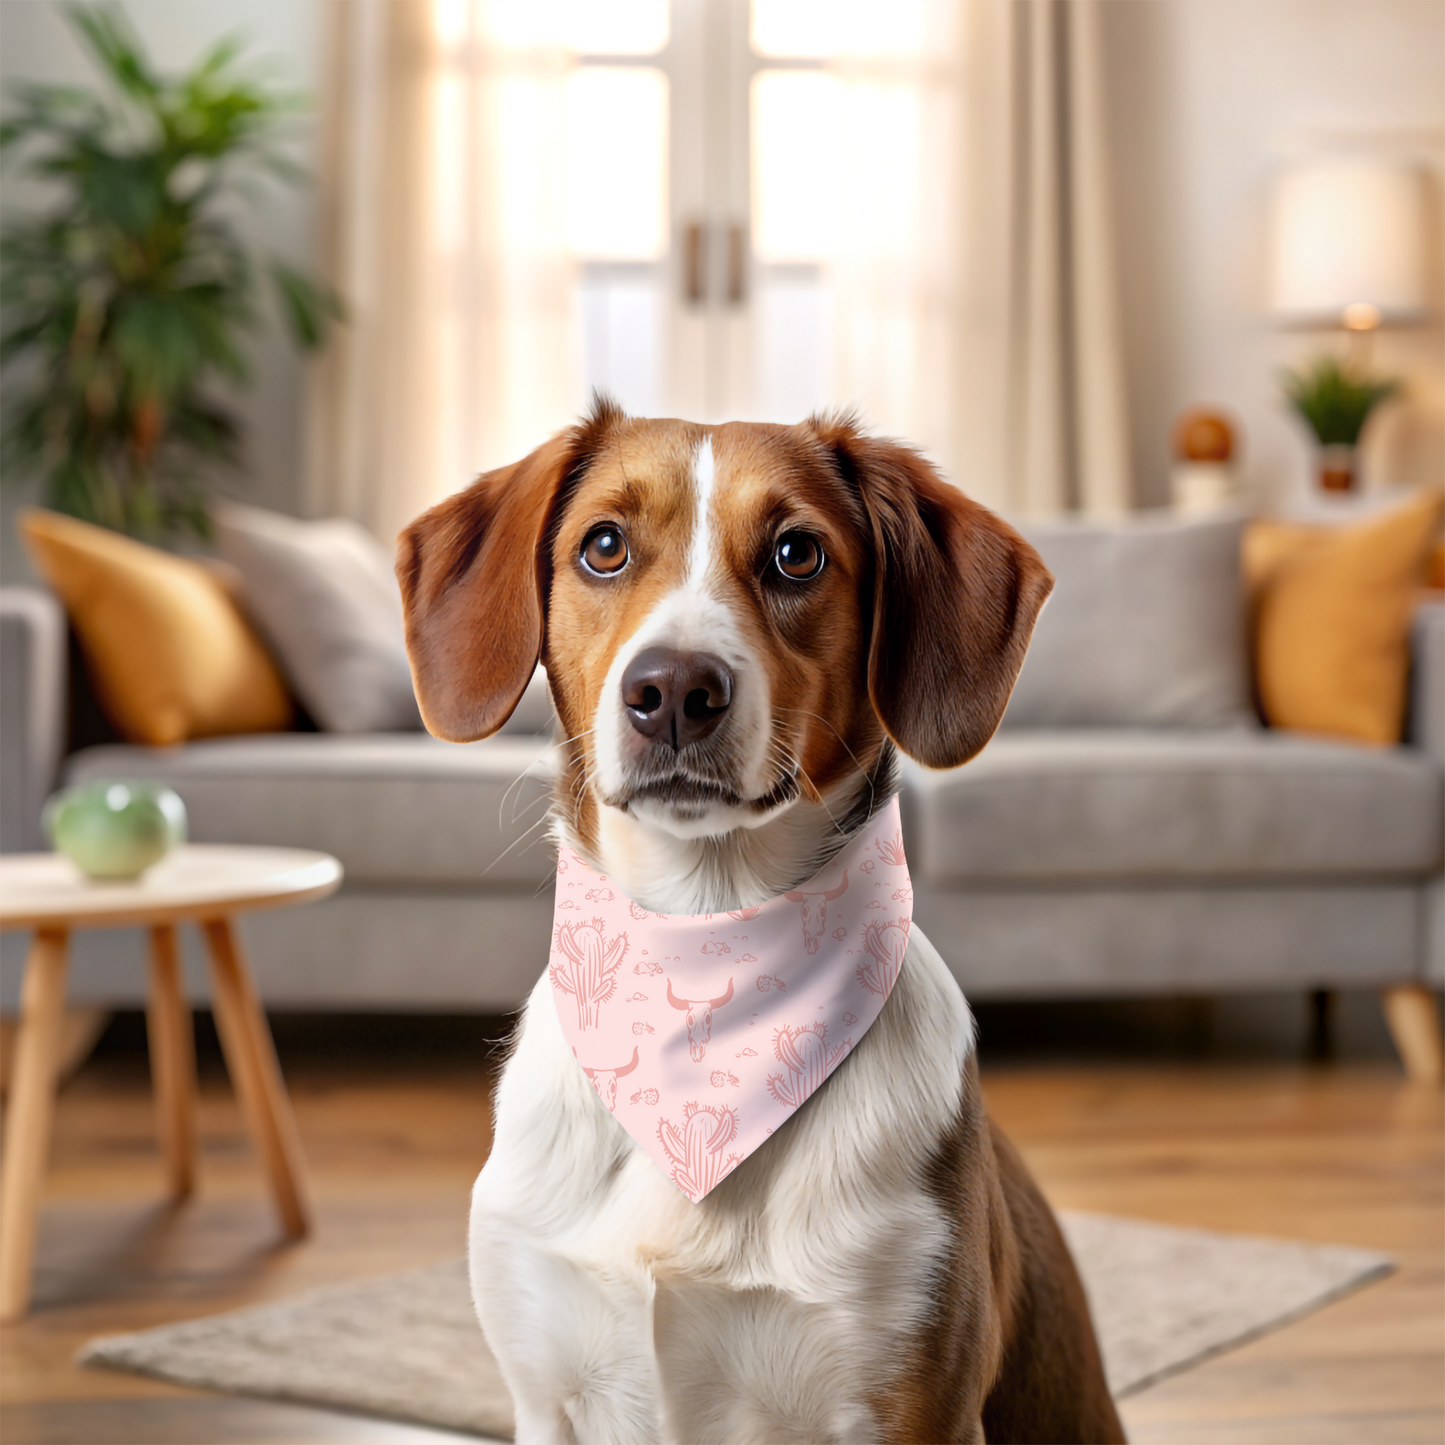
[1427, 537, 1445, 592]
[1243, 488, 1445, 745]
[19, 508, 293, 747]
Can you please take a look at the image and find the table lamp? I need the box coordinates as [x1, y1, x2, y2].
[1269, 160, 1426, 367]
[1270, 160, 1425, 491]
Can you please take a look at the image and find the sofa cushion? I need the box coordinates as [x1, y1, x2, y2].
[212, 502, 424, 734]
[1, 589, 66, 853]
[1244, 488, 1444, 746]
[19, 508, 293, 746]
[1413, 602, 1445, 762]
[64, 734, 554, 886]
[900, 731, 1443, 883]
[1003, 510, 1253, 729]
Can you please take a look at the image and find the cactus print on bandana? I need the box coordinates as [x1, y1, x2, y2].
[549, 797, 912, 1201]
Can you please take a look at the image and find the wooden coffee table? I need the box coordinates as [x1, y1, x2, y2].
[0, 845, 342, 1320]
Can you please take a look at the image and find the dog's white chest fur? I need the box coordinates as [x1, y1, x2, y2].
[469, 925, 974, 1445]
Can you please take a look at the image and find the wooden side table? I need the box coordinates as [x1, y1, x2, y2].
[0, 845, 342, 1320]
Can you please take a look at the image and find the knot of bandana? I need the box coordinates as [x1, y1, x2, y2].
[549, 797, 913, 1200]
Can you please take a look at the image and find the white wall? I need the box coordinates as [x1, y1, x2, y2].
[1102, 0, 1445, 508]
[0, 0, 324, 582]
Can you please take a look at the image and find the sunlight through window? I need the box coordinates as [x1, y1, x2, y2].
[751, 0, 932, 58]
[565, 68, 669, 260]
[751, 71, 839, 263]
[752, 67, 928, 267]
[482, 0, 669, 54]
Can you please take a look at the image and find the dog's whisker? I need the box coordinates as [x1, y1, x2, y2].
[552, 724, 597, 749]
[775, 707, 876, 826]
[479, 807, 556, 878]
[765, 738, 801, 775]
[566, 758, 593, 803]
[506, 791, 553, 826]
[796, 762, 842, 834]
[498, 757, 551, 829]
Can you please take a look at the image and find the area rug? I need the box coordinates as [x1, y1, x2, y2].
[80, 1212, 1391, 1440]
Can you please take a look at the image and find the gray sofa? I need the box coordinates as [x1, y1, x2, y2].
[2, 584, 1442, 1056]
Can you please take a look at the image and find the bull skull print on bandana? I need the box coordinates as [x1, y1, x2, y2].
[548, 798, 913, 1201]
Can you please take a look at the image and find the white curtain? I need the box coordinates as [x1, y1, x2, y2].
[820, 7, 965, 469]
[828, 0, 1132, 516]
[305, 0, 581, 547]
[306, 0, 1130, 536]
[956, 0, 1132, 515]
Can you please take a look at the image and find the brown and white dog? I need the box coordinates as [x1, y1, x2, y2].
[397, 400, 1125, 1445]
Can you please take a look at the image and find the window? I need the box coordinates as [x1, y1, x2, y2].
[430, 0, 958, 438]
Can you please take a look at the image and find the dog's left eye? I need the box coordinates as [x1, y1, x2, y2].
[773, 532, 825, 581]
[581, 526, 629, 577]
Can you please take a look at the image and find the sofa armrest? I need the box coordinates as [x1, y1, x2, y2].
[1408, 600, 1445, 764]
[1, 587, 67, 853]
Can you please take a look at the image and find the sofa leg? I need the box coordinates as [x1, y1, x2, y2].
[1380, 985, 1444, 1084]
[1308, 989, 1335, 1060]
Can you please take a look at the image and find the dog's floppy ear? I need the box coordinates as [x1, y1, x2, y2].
[811, 414, 1054, 769]
[395, 436, 572, 741]
[397, 399, 627, 740]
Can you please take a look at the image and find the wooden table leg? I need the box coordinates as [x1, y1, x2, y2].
[202, 916, 310, 1237]
[1381, 985, 1445, 1085]
[0, 928, 70, 1321]
[146, 924, 196, 1200]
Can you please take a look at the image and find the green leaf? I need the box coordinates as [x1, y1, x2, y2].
[111, 295, 202, 396]
[1281, 357, 1401, 448]
[195, 32, 247, 82]
[268, 260, 344, 350]
[65, 4, 161, 106]
[1, 2, 341, 538]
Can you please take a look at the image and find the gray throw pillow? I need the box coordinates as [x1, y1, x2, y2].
[213, 502, 423, 733]
[1002, 510, 1254, 730]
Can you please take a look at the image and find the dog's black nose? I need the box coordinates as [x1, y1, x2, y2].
[622, 647, 733, 749]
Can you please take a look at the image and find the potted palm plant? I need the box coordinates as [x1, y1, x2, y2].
[1282, 356, 1399, 494]
[0, 4, 339, 538]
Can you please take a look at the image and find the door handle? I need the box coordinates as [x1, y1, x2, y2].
[682, 221, 747, 307]
[726, 222, 747, 306]
[683, 220, 706, 305]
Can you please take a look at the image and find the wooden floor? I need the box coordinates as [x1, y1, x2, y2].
[1, 1004, 1441, 1444]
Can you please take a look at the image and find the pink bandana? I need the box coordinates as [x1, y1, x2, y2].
[548, 798, 913, 1201]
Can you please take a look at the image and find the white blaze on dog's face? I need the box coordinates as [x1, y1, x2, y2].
[396, 399, 1053, 872]
[587, 437, 765, 837]
[546, 424, 875, 841]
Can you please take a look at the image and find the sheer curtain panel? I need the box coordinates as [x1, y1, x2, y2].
[945, 0, 1132, 516]
[306, 0, 581, 547]
[305, 0, 1131, 538]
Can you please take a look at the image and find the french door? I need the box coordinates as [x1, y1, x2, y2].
[439, 0, 953, 441]
[569, 0, 870, 424]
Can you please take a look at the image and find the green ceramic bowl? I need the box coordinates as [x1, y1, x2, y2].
[43, 780, 188, 881]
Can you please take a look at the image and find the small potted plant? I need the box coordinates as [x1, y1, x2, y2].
[0, 4, 340, 538]
[1281, 356, 1399, 494]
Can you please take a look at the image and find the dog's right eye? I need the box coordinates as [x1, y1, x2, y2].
[773, 531, 825, 581]
[581, 525, 629, 577]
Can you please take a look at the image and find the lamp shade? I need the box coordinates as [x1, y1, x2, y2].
[1269, 162, 1426, 325]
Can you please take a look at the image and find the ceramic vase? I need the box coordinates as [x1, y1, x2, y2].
[43, 780, 187, 880]
[1317, 444, 1357, 493]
